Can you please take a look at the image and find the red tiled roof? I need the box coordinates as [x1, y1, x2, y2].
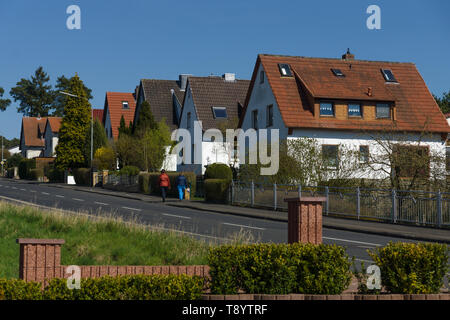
[104, 92, 136, 139]
[92, 109, 104, 123]
[46, 117, 62, 133]
[241, 54, 449, 134]
[21, 117, 47, 147]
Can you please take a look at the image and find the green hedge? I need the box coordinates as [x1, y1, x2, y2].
[0, 275, 204, 300]
[18, 158, 36, 180]
[47, 167, 65, 183]
[119, 166, 140, 177]
[368, 242, 449, 294]
[205, 163, 232, 181]
[73, 168, 91, 186]
[208, 243, 352, 295]
[0, 279, 42, 300]
[28, 168, 44, 181]
[204, 179, 230, 203]
[139, 172, 196, 197]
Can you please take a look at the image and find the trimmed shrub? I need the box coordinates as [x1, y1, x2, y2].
[47, 167, 65, 183]
[43, 274, 204, 300]
[204, 163, 232, 181]
[18, 158, 36, 180]
[139, 173, 150, 194]
[73, 168, 91, 186]
[204, 179, 230, 203]
[28, 168, 44, 181]
[0, 279, 42, 300]
[368, 242, 449, 294]
[208, 243, 352, 295]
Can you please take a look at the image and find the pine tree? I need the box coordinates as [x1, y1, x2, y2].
[9, 66, 55, 116]
[118, 115, 132, 137]
[134, 100, 157, 135]
[0, 87, 11, 111]
[55, 74, 92, 170]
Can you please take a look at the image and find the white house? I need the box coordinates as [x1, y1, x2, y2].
[239, 51, 450, 181]
[177, 74, 250, 174]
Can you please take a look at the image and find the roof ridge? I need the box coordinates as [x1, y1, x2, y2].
[259, 53, 415, 65]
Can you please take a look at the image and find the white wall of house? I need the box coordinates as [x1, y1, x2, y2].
[161, 146, 177, 172]
[8, 146, 20, 155]
[26, 149, 43, 159]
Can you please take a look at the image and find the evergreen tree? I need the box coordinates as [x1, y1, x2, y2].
[55, 74, 92, 170]
[134, 100, 157, 135]
[118, 115, 132, 137]
[53, 75, 93, 116]
[0, 87, 11, 111]
[434, 91, 450, 114]
[9, 66, 55, 116]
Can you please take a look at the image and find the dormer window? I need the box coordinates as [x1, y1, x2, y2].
[381, 69, 397, 82]
[331, 69, 345, 77]
[320, 102, 334, 116]
[212, 106, 227, 119]
[122, 101, 129, 109]
[278, 64, 293, 77]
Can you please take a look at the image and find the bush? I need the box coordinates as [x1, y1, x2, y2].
[119, 165, 140, 177]
[6, 153, 23, 169]
[18, 158, 36, 180]
[142, 172, 197, 197]
[47, 167, 65, 183]
[73, 168, 91, 186]
[28, 168, 44, 181]
[93, 146, 116, 171]
[208, 243, 352, 295]
[204, 179, 230, 203]
[368, 242, 449, 294]
[204, 163, 232, 181]
[139, 173, 150, 194]
[0, 279, 42, 300]
[43, 274, 204, 300]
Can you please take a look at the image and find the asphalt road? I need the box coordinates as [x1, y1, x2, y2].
[0, 178, 422, 264]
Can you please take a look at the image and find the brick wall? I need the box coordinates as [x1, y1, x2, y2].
[17, 238, 210, 287]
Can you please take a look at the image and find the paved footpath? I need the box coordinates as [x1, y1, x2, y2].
[10, 179, 448, 244]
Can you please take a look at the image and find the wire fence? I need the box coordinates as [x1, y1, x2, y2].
[231, 181, 450, 228]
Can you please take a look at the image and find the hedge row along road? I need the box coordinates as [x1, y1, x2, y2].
[0, 178, 432, 264]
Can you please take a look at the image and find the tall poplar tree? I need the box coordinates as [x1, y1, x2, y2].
[55, 74, 92, 170]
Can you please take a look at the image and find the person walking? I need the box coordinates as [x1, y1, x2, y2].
[176, 172, 187, 201]
[158, 169, 170, 202]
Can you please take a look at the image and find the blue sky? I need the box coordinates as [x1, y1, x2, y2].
[0, 0, 449, 139]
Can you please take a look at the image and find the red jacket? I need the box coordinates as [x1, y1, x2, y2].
[158, 173, 171, 188]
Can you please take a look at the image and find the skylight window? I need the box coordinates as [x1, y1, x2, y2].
[331, 68, 345, 77]
[278, 63, 293, 77]
[122, 101, 129, 109]
[381, 69, 397, 82]
[212, 106, 227, 119]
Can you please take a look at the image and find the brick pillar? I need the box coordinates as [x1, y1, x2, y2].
[284, 197, 325, 244]
[17, 238, 65, 285]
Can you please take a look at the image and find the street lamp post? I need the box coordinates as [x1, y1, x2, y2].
[59, 91, 93, 187]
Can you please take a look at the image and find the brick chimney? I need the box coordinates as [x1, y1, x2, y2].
[342, 48, 355, 61]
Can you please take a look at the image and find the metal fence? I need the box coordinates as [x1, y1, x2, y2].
[230, 181, 450, 228]
[104, 174, 139, 186]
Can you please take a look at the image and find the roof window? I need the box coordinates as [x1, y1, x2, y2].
[381, 69, 397, 82]
[212, 106, 227, 119]
[278, 63, 293, 77]
[331, 68, 345, 77]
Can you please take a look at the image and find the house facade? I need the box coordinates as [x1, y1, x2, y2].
[177, 74, 250, 174]
[239, 52, 449, 181]
[103, 92, 136, 140]
[43, 117, 62, 157]
[19, 117, 47, 158]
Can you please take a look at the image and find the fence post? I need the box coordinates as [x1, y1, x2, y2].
[298, 184, 302, 198]
[251, 180, 255, 207]
[391, 189, 397, 223]
[325, 186, 329, 215]
[437, 190, 442, 228]
[273, 183, 277, 210]
[356, 187, 361, 220]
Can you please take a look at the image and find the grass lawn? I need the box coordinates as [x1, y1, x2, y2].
[0, 201, 212, 279]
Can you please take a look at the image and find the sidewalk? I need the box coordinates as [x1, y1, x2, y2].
[4, 178, 450, 243]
